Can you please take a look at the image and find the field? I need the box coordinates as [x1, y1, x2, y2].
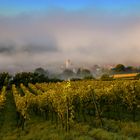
[113, 73, 138, 79]
[0, 80, 140, 140]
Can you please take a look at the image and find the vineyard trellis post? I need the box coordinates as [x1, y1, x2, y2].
[91, 89, 103, 127]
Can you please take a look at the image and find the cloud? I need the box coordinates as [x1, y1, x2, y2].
[22, 35, 59, 53]
[0, 29, 59, 55]
[0, 9, 140, 71]
[0, 45, 15, 54]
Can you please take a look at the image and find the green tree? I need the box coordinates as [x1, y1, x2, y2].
[100, 74, 113, 81]
[135, 73, 140, 80]
[34, 67, 48, 76]
[77, 68, 92, 77]
[114, 64, 125, 72]
[12, 72, 49, 86]
[0, 72, 11, 89]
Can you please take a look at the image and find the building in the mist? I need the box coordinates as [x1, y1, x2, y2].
[65, 59, 71, 69]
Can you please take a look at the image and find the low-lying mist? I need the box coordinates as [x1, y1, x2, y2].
[0, 9, 140, 71]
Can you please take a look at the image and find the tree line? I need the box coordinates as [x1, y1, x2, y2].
[0, 72, 62, 90]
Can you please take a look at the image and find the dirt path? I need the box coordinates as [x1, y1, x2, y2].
[0, 91, 17, 137]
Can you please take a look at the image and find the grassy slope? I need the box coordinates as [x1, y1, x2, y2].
[2, 119, 140, 140]
[0, 92, 140, 140]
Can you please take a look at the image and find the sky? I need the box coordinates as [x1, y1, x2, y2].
[0, 0, 140, 71]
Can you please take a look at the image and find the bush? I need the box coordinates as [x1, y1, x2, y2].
[100, 74, 113, 81]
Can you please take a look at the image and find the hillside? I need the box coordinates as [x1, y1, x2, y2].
[0, 80, 140, 140]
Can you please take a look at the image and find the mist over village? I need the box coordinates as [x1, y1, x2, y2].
[0, 0, 140, 80]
